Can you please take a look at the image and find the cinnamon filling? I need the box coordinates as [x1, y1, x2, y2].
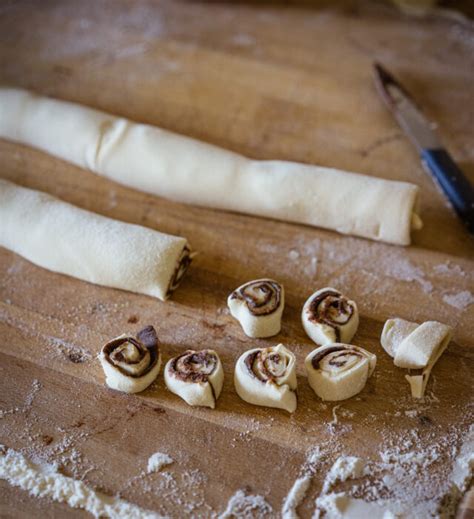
[169, 350, 218, 382]
[167, 245, 192, 296]
[307, 290, 354, 340]
[231, 279, 281, 316]
[245, 348, 290, 383]
[102, 325, 159, 378]
[169, 349, 219, 402]
[311, 345, 364, 372]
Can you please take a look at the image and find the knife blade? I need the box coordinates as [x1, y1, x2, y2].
[373, 63, 474, 234]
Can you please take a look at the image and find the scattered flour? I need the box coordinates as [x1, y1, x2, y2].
[315, 492, 395, 519]
[147, 452, 173, 474]
[282, 447, 324, 519]
[219, 489, 272, 518]
[433, 262, 466, 277]
[0, 445, 161, 518]
[282, 477, 312, 519]
[442, 290, 474, 311]
[321, 456, 366, 494]
[0, 379, 41, 418]
[311, 425, 474, 518]
[449, 424, 474, 493]
[288, 249, 300, 261]
[231, 33, 257, 47]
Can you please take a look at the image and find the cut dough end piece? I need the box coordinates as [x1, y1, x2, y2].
[394, 321, 452, 369]
[379, 317, 452, 398]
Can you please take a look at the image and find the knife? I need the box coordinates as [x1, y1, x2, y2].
[373, 63, 474, 234]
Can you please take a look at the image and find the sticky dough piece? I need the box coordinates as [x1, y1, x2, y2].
[302, 288, 359, 346]
[305, 344, 376, 401]
[394, 321, 452, 369]
[227, 279, 284, 338]
[0, 179, 191, 300]
[234, 344, 297, 412]
[380, 318, 418, 358]
[164, 350, 224, 408]
[405, 341, 448, 399]
[380, 318, 452, 368]
[99, 326, 161, 394]
[0, 88, 422, 245]
[380, 318, 452, 398]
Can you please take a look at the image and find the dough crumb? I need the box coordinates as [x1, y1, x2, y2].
[147, 451, 173, 474]
[442, 290, 474, 311]
[219, 489, 272, 518]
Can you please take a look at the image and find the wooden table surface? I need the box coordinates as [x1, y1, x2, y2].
[0, 1, 473, 517]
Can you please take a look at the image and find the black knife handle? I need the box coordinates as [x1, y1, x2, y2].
[421, 148, 474, 234]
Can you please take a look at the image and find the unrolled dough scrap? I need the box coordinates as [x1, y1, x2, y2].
[99, 325, 161, 394]
[164, 349, 224, 408]
[380, 318, 418, 358]
[0, 179, 191, 300]
[227, 279, 284, 338]
[234, 344, 297, 413]
[380, 318, 452, 398]
[305, 344, 376, 401]
[0, 88, 422, 245]
[393, 321, 452, 369]
[302, 288, 359, 346]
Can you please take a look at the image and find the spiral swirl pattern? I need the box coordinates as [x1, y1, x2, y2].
[235, 344, 297, 412]
[305, 343, 376, 401]
[231, 279, 282, 316]
[165, 349, 224, 408]
[100, 325, 161, 393]
[302, 288, 358, 345]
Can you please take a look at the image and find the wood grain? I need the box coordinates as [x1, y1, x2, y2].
[0, 1, 473, 517]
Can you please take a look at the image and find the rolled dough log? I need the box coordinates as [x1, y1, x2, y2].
[0, 179, 191, 300]
[0, 88, 422, 245]
[164, 349, 224, 408]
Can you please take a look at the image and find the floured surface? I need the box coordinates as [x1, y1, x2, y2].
[0, 0, 473, 517]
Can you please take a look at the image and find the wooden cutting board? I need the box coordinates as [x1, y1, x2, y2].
[0, 1, 473, 517]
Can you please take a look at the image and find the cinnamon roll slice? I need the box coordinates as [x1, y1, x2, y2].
[302, 288, 359, 346]
[227, 279, 284, 338]
[380, 318, 452, 398]
[164, 349, 224, 408]
[234, 344, 297, 412]
[99, 325, 161, 394]
[305, 344, 376, 401]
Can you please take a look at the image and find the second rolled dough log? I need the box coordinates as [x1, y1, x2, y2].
[0, 88, 422, 245]
[0, 179, 191, 300]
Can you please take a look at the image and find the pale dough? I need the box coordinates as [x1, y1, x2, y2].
[305, 344, 376, 401]
[0, 179, 191, 300]
[380, 318, 452, 398]
[99, 326, 162, 394]
[227, 279, 284, 338]
[164, 349, 224, 408]
[234, 344, 297, 412]
[0, 88, 422, 245]
[302, 287, 359, 346]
